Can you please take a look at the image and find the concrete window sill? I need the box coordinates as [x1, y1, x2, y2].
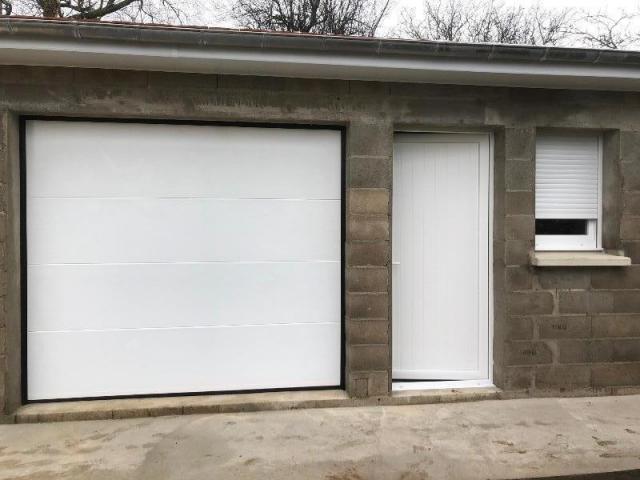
[530, 251, 631, 267]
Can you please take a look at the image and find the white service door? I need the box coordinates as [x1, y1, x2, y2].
[392, 133, 490, 381]
[26, 120, 342, 400]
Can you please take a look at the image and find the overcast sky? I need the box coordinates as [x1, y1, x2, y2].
[377, 0, 639, 36]
[184, 0, 640, 50]
[203, 0, 639, 30]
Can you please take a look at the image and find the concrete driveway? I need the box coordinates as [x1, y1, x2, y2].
[1, 395, 640, 480]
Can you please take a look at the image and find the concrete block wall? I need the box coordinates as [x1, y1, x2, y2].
[1, 66, 640, 412]
[502, 127, 640, 393]
[0, 111, 7, 414]
[346, 121, 393, 398]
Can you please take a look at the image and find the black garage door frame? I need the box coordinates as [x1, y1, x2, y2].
[19, 115, 346, 403]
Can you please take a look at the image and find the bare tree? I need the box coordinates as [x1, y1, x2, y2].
[530, 6, 573, 46]
[1, 0, 11, 15]
[401, 0, 468, 41]
[401, 0, 573, 46]
[573, 10, 640, 50]
[0, 0, 192, 22]
[231, 0, 391, 36]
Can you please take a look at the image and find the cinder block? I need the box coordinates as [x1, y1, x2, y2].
[494, 241, 505, 268]
[506, 266, 533, 291]
[503, 366, 534, 390]
[348, 345, 390, 371]
[0, 274, 7, 298]
[349, 189, 390, 215]
[347, 215, 389, 241]
[0, 364, 4, 404]
[535, 365, 591, 389]
[622, 161, 640, 192]
[347, 293, 389, 319]
[592, 363, 640, 387]
[348, 122, 393, 158]
[368, 371, 390, 396]
[592, 266, 640, 289]
[505, 161, 534, 191]
[348, 156, 392, 189]
[505, 215, 534, 241]
[613, 291, 640, 313]
[537, 315, 591, 339]
[347, 267, 388, 293]
[507, 316, 534, 340]
[507, 291, 554, 315]
[348, 374, 369, 398]
[348, 319, 389, 345]
[557, 339, 613, 363]
[623, 241, 640, 264]
[505, 240, 531, 266]
[505, 191, 534, 214]
[624, 192, 640, 214]
[559, 291, 614, 314]
[612, 339, 640, 362]
[505, 127, 535, 161]
[621, 216, 640, 240]
[505, 341, 553, 366]
[0, 213, 6, 242]
[347, 242, 389, 267]
[591, 291, 616, 313]
[592, 314, 640, 337]
[537, 269, 591, 290]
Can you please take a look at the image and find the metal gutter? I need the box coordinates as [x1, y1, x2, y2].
[1, 18, 640, 90]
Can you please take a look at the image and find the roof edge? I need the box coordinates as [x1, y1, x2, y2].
[3, 17, 640, 66]
[1, 17, 640, 91]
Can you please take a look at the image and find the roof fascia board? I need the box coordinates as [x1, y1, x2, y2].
[1, 36, 640, 90]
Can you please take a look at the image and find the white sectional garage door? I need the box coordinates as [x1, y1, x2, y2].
[25, 120, 342, 400]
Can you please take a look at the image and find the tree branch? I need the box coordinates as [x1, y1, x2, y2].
[68, 0, 137, 18]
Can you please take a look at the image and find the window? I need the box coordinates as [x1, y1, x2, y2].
[535, 134, 602, 251]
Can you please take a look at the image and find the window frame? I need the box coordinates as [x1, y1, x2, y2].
[534, 133, 603, 252]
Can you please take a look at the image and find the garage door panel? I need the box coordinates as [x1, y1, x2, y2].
[26, 120, 342, 400]
[28, 262, 341, 331]
[28, 198, 340, 264]
[27, 122, 341, 199]
[27, 322, 341, 400]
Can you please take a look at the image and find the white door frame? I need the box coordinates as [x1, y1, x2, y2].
[391, 131, 494, 392]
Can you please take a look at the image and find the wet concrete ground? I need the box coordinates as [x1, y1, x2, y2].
[1, 395, 640, 479]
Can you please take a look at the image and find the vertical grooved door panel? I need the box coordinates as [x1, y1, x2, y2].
[392, 133, 490, 381]
[25, 120, 342, 400]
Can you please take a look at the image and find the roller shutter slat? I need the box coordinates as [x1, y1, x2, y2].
[535, 135, 599, 220]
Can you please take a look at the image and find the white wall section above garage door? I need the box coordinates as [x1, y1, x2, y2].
[25, 120, 342, 400]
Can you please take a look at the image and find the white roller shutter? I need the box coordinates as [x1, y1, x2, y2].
[535, 134, 600, 220]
